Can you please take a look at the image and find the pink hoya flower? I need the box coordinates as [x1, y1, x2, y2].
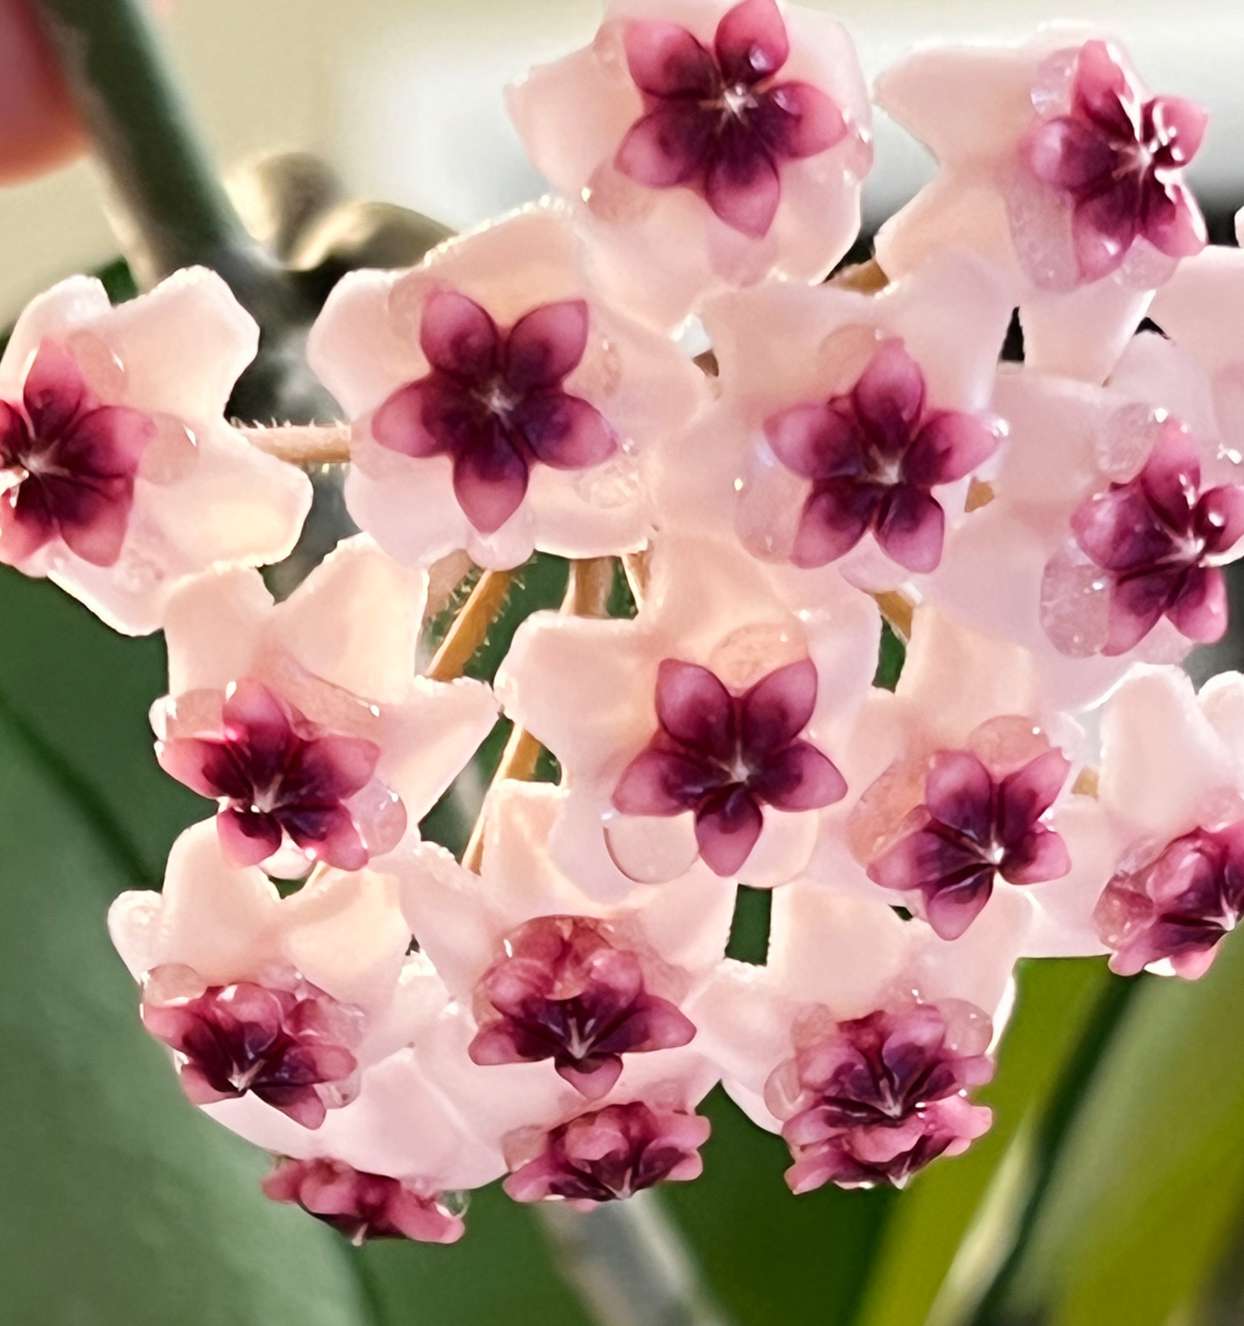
[931, 339, 1244, 708]
[1090, 666, 1244, 978]
[497, 534, 880, 892]
[692, 885, 1021, 1190]
[400, 782, 733, 1100]
[876, 30, 1207, 382]
[817, 607, 1111, 951]
[866, 745, 1072, 941]
[503, 1100, 710, 1205]
[0, 268, 310, 633]
[152, 535, 498, 876]
[262, 1157, 465, 1245]
[507, 0, 871, 329]
[394, 784, 723, 1203]
[111, 823, 509, 1221]
[110, 822, 436, 1122]
[307, 204, 707, 569]
[652, 252, 1010, 594]
[612, 657, 847, 876]
[1069, 425, 1244, 654]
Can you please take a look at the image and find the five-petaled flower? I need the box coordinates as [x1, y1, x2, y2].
[1023, 39, 1207, 283]
[468, 916, 697, 1098]
[613, 656, 846, 876]
[765, 1003, 995, 1192]
[141, 974, 362, 1129]
[262, 1157, 466, 1245]
[503, 1100, 711, 1204]
[765, 338, 1001, 572]
[0, 340, 153, 568]
[615, 0, 847, 237]
[0, 267, 311, 633]
[1070, 424, 1244, 654]
[1096, 824, 1244, 980]
[372, 289, 615, 535]
[868, 746, 1072, 939]
[158, 678, 397, 871]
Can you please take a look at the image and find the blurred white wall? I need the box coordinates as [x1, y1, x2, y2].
[3, 0, 1243, 317]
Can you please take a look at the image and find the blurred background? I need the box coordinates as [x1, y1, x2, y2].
[3, 3, 1244, 1325]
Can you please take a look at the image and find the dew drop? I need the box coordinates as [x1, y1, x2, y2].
[139, 413, 199, 484]
[708, 621, 805, 691]
[1039, 542, 1110, 657]
[66, 330, 127, 400]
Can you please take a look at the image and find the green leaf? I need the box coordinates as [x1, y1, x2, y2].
[0, 564, 597, 1326]
[993, 942, 1244, 1326]
[0, 687, 376, 1326]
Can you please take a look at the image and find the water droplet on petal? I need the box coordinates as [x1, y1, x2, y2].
[967, 715, 1049, 774]
[66, 330, 127, 400]
[708, 621, 805, 691]
[603, 809, 699, 883]
[585, 162, 656, 225]
[1039, 542, 1110, 656]
[736, 436, 804, 561]
[573, 450, 641, 509]
[1095, 403, 1169, 481]
[139, 413, 199, 484]
[1030, 47, 1078, 117]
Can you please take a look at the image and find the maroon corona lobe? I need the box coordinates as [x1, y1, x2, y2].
[614, 0, 848, 237]
[157, 678, 401, 871]
[1095, 823, 1244, 979]
[262, 1157, 465, 1244]
[1023, 39, 1207, 282]
[370, 289, 615, 534]
[867, 746, 1072, 939]
[765, 339, 1000, 573]
[1070, 425, 1244, 655]
[503, 1101, 711, 1204]
[468, 916, 696, 1098]
[0, 338, 154, 567]
[765, 1004, 994, 1192]
[141, 974, 361, 1129]
[612, 655, 846, 876]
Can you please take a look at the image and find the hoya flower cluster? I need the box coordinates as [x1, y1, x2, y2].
[8, 1, 1244, 1242]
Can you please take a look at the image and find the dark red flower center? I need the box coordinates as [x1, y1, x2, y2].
[0, 339, 154, 568]
[371, 289, 615, 535]
[613, 0, 848, 237]
[141, 975, 360, 1130]
[612, 655, 845, 876]
[766, 1003, 994, 1192]
[1069, 424, 1244, 654]
[867, 746, 1072, 939]
[467, 916, 695, 1097]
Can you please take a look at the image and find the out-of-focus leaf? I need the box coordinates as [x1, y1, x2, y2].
[0, 563, 591, 1326]
[853, 959, 1111, 1326]
[0, 569, 198, 878]
[0, 694, 375, 1326]
[991, 941, 1244, 1326]
[662, 1087, 897, 1325]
